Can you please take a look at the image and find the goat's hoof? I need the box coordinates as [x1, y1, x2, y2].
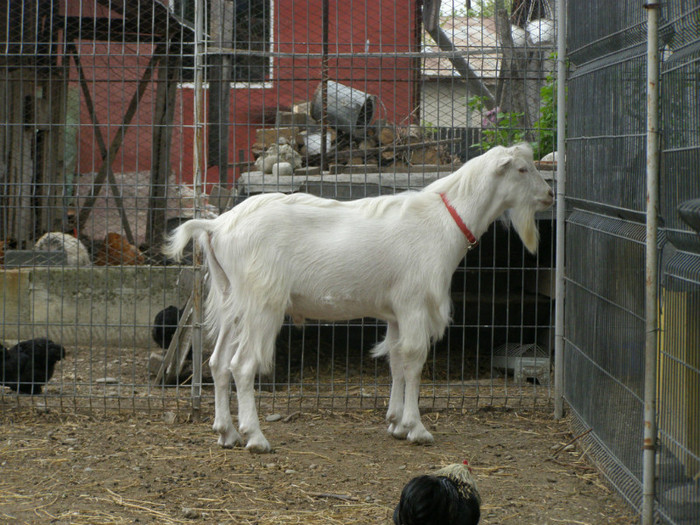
[389, 424, 409, 440]
[386, 415, 403, 432]
[215, 425, 243, 448]
[217, 433, 243, 449]
[245, 434, 271, 454]
[407, 427, 434, 445]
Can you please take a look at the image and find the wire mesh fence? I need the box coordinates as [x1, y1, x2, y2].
[4, 0, 699, 520]
[564, 211, 648, 509]
[565, 1, 700, 523]
[1, 2, 557, 419]
[656, 3, 700, 522]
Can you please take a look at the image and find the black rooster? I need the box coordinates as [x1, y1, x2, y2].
[393, 461, 481, 525]
[0, 338, 66, 394]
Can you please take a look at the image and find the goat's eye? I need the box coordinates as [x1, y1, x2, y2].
[518, 167, 528, 174]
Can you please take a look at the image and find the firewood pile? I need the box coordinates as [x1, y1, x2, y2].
[250, 104, 462, 176]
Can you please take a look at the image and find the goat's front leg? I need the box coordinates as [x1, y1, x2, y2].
[393, 353, 433, 443]
[209, 325, 243, 448]
[230, 346, 271, 453]
[388, 317, 434, 445]
[398, 351, 434, 444]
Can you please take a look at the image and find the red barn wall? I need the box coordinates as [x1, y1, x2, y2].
[70, 0, 418, 186]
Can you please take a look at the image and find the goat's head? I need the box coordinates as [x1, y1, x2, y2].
[487, 143, 554, 253]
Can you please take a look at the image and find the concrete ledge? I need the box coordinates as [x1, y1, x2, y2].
[239, 169, 555, 197]
[239, 171, 444, 196]
[1, 266, 188, 348]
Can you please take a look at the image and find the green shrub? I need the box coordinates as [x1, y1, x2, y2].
[468, 67, 559, 159]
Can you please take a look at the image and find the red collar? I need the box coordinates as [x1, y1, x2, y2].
[440, 193, 478, 246]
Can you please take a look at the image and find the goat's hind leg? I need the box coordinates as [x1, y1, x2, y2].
[230, 311, 280, 453]
[209, 324, 243, 448]
[400, 351, 434, 444]
[382, 323, 406, 437]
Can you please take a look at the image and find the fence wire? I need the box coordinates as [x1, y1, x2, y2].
[1, 2, 557, 417]
[565, 1, 700, 523]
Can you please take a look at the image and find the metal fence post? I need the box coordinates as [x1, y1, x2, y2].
[553, 0, 567, 421]
[190, 0, 207, 414]
[642, 2, 661, 523]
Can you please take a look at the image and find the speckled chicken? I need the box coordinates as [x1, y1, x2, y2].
[393, 461, 481, 525]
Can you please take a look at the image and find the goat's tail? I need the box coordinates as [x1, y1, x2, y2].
[163, 219, 230, 293]
[162, 218, 212, 262]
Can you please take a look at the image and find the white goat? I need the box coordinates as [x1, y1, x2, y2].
[164, 143, 553, 453]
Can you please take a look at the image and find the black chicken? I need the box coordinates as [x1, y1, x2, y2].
[0, 338, 66, 394]
[393, 461, 481, 525]
[152, 305, 184, 349]
[152, 306, 192, 359]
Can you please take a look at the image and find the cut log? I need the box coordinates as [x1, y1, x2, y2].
[379, 125, 397, 145]
[255, 127, 298, 147]
[356, 138, 377, 150]
[409, 146, 442, 165]
[276, 111, 313, 126]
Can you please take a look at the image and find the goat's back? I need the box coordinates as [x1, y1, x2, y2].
[203, 191, 460, 327]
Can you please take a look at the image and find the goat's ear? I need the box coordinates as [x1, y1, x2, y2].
[495, 155, 512, 175]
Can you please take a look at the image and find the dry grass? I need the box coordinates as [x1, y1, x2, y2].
[0, 405, 638, 525]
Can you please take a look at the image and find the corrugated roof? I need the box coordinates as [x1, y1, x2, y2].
[423, 17, 500, 79]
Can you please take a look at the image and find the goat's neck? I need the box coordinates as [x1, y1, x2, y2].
[443, 190, 507, 242]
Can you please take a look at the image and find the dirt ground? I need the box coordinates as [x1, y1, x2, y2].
[0, 405, 637, 525]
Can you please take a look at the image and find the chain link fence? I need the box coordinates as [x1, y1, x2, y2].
[3, 1, 698, 520]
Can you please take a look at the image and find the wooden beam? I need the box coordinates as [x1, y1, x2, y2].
[70, 43, 163, 244]
[69, 45, 135, 244]
[311, 136, 465, 163]
[153, 294, 194, 386]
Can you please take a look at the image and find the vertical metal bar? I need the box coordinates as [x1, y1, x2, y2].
[191, 0, 206, 414]
[412, 0, 422, 132]
[642, 2, 661, 524]
[553, 0, 567, 420]
[320, 0, 329, 174]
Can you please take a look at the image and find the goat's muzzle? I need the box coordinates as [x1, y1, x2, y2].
[540, 189, 554, 208]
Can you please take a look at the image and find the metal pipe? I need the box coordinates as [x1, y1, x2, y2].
[320, 0, 329, 173]
[642, 2, 661, 523]
[190, 0, 206, 413]
[553, 0, 567, 420]
[205, 46, 528, 59]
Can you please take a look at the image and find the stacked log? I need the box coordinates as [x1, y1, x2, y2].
[250, 109, 461, 175]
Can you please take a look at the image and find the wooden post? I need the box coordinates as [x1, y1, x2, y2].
[208, 0, 235, 186]
[147, 45, 179, 248]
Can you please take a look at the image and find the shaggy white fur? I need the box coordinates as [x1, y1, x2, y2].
[164, 143, 553, 453]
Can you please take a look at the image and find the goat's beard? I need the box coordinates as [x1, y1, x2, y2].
[505, 205, 539, 254]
